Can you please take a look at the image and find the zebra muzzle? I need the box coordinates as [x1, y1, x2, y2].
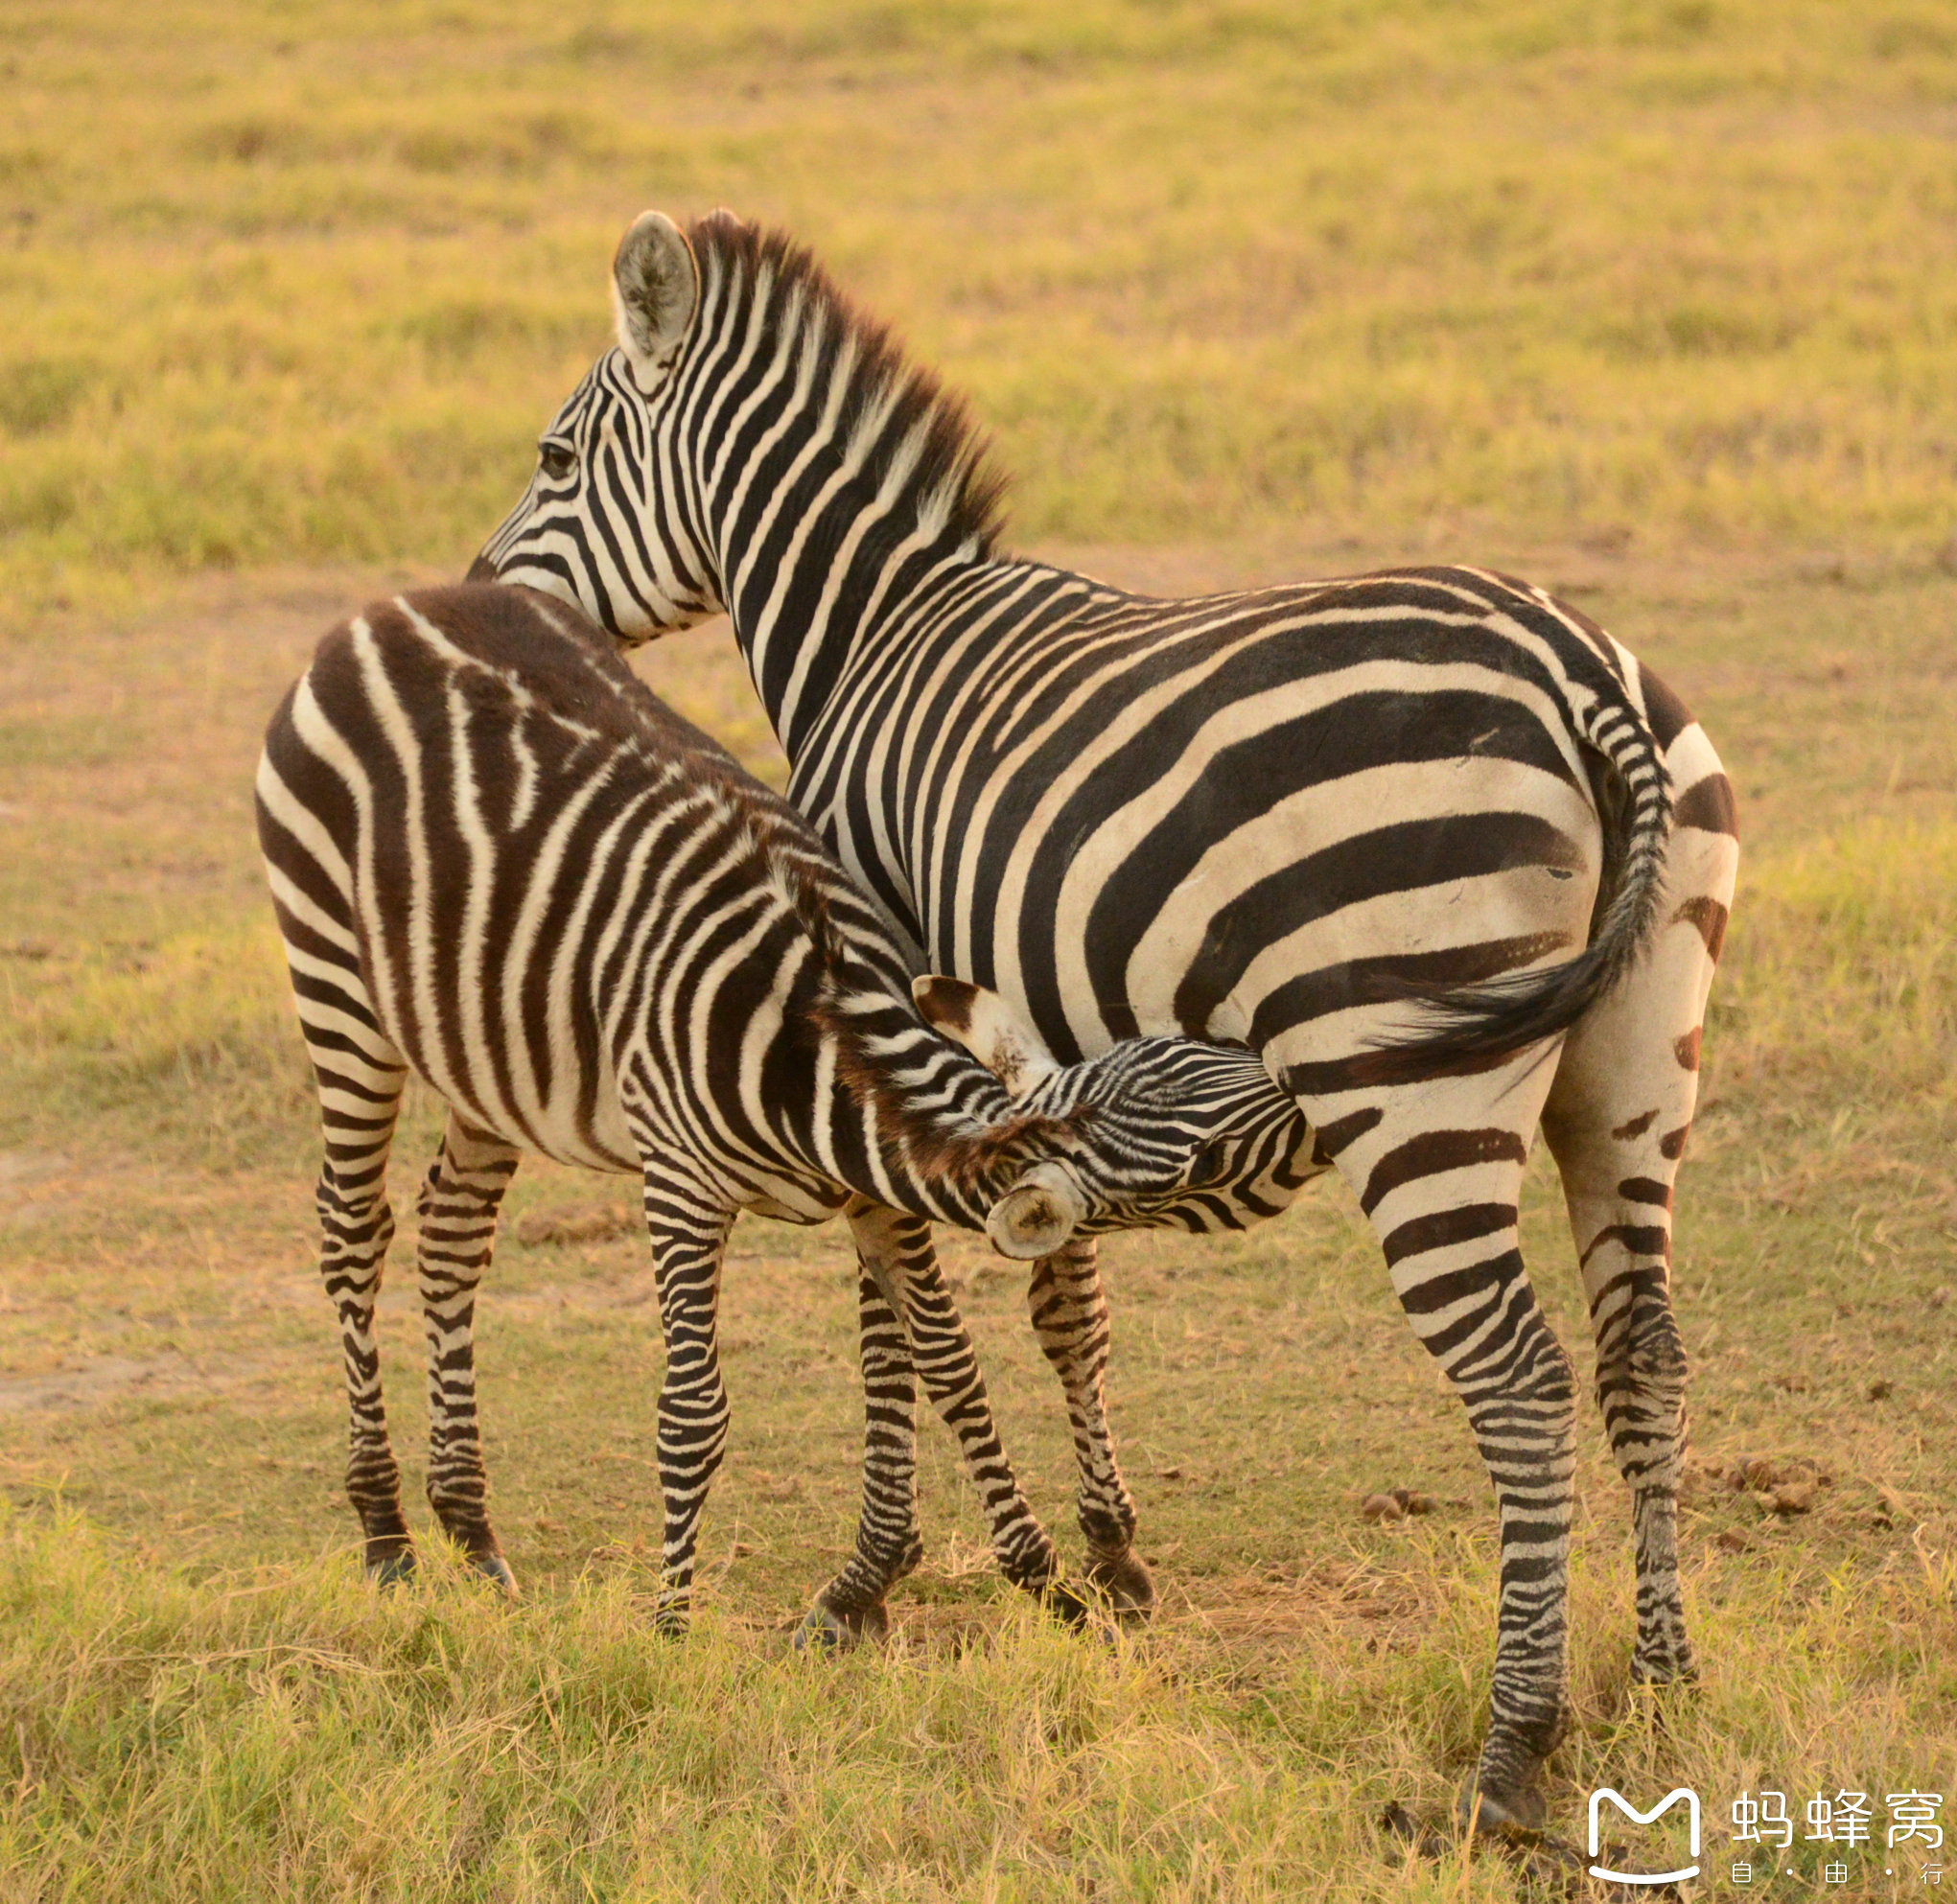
[986, 1163, 1085, 1260]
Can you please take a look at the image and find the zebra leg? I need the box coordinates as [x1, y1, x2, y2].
[804, 1206, 1066, 1647]
[801, 1268, 923, 1647]
[641, 1168, 736, 1637]
[415, 1113, 522, 1595]
[1540, 1099, 1695, 1689]
[304, 1030, 414, 1582]
[1543, 722, 1737, 1690]
[1306, 1062, 1573, 1833]
[1027, 1238, 1153, 1617]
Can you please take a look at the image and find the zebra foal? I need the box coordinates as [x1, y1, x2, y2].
[471, 210, 1741, 1826]
[257, 582, 1304, 1636]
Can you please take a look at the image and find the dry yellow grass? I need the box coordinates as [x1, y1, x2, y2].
[3, 0, 1957, 628]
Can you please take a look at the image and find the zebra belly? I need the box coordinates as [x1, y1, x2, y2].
[384, 1019, 641, 1173]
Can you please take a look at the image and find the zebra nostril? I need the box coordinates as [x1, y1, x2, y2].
[1188, 1139, 1227, 1186]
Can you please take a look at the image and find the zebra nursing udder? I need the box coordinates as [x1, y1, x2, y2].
[469, 207, 1740, 1830]
[257, 580, 1308, 1638]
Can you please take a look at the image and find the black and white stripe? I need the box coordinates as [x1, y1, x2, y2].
[473, 212, 1742, 1823]
[257, 582, 1306, 1637]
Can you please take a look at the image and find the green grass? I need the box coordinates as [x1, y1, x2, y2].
[4, 0, 1957, 625]
[1, 1506, 1948, 1901]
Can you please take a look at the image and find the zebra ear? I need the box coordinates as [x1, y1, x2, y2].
[986, 1163, 1085, 1261]
[611, 212, 699, 390]
[913, 975, 1061, 1100]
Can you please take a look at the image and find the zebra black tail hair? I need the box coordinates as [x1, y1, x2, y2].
[1364, 681, 1673, 1081]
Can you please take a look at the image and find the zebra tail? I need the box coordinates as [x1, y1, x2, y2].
[1362, 679, 1673, 1083]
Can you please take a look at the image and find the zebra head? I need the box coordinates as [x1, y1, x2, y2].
[471, 211, 1008, 686]
[471, 212, 722, 640]
[915, 978, 1317, 1254]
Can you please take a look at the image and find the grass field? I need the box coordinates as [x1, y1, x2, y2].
[6, 0, 1957, 621]
[3, 3, 1956, 1899]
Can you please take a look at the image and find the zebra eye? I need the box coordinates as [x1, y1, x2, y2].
[1188, 1139, 1228, 1186]
[538, 440, 577, 481]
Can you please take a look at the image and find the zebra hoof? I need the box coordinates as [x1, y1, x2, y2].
[365, 1544, 417, 1588]
[1038, 1578, 1096, 1630]
[468, 1549, 519, 1598]
[1083, 1543, 1155, 1622]
[794, 1598, 888, 1653]
[1456, 1772, 1548, 1837]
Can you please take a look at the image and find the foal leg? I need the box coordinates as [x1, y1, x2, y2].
[415, 1112, 522, 1593]
[804, 1205, 1066, 1646]
[1027, 1238, 1153, 1616]
[801, 1263, 925, 1645]
[300, 1010, 414, 1579]
[641, 1165, 736, 1635]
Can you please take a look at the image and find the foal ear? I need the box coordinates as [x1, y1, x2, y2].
[913, 975, 1061, 1100]
[611, 212, 699, 390]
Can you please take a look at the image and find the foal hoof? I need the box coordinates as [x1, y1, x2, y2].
[468, 1549, 519, 1598]
[793, 1598, 889, 1653]
[1630, 1651, 1700, 1691]
[366, 1544, 417, 1588]
[1083, 1543, 1155, 1622]
[1038, 1578, 1095, 1629]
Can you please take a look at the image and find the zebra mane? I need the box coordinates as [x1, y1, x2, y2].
[755, 827, 1096, 1191]
[746, 824, 849, 974]
[687, 212, 1012, 558]
[823, 1006, 1095, 1197]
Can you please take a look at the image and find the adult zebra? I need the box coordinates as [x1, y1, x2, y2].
[258, 582, 1308, 1638]
[470, 212, 1739, 1829]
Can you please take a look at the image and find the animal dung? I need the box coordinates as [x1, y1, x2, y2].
[1360, 1488, 1437, 1523]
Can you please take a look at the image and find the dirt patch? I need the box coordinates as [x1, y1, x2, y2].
[1170, 1555, 1434, 1655]
[0, 1152, 71, 1189]
[0, 1348, 270, 1414]
[0, 1149, 83, 1231]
